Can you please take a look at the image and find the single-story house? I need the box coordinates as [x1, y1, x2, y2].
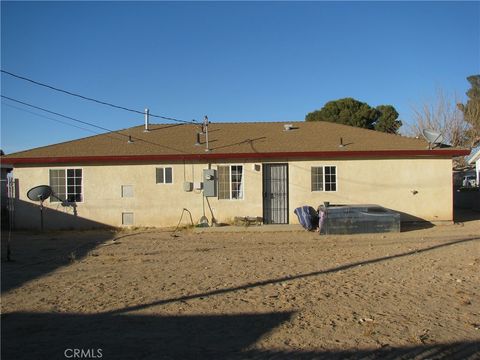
[0, 154, 13, 228]
[3, 121, 470, 229]
[467, 146, 480, 186]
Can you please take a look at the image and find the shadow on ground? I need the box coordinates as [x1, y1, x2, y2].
[1, 198, 119, 293]
[0, 230, 117, 294]
[400, 222, 435, 232]
[400, 207, 480, 232]
[2, 311, 294, 360]
[454, 207, 480, 223]
[2, 311, 478, 360]
[0, 228, 156, 294]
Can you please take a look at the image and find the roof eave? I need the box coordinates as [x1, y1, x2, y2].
[5, 149, 471, 165]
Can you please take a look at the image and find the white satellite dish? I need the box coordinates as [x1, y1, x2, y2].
[422, 129, 444, 149]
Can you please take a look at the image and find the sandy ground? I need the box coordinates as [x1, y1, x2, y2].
[1, 216, 480, 359]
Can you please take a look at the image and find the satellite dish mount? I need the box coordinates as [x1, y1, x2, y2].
[422, 129, 444, 150]
[27, 185, 53, 231]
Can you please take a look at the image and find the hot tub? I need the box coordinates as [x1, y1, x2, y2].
[318, 205, 400, 235]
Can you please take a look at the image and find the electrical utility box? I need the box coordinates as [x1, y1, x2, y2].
[203, 169, 217, 197]
[183, 182, 193, 192]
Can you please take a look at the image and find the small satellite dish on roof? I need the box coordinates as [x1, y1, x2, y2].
[422, 129, 444, 149]
[27, 185, 53, 231]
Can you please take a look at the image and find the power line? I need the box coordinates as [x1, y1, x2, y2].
[4, 99, 187, 138]
[2, 102, 149, 146]
[1, 95, 188, 153]
[1, 69, 197, 124]
[1, 95, 121, 135]
[2, 102, 107, 136]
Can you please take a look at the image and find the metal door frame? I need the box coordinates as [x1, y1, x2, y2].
[262, 163, 289, 224]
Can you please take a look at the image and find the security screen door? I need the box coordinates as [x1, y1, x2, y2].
[262, 163, 289, 224]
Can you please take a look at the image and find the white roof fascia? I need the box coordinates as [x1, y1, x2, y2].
[467, 147, 480, 164]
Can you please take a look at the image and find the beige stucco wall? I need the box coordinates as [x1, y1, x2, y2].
[289, 158, 452, 222]
[12, 157, 453, 229]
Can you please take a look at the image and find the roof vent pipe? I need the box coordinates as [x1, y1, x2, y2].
[204, 115, 210, 152]
[195, 132, 201, 146]
[144, 108, 150, 132]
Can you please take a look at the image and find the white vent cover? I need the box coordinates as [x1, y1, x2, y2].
[121, 185, 134, 198]
[122, 212, 134, 226]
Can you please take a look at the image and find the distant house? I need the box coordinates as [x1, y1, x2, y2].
[0, 152, 13, 228]
[467, 146, 480, 186]
[3, 121, 470, 229]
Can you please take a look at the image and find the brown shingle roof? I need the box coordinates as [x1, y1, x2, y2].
[4, 121, 469, 164]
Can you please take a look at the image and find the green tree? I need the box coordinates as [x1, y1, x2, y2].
[375, 105, 403, 133]
[458, 75, 480, 146]
[305, 97, 402, 133]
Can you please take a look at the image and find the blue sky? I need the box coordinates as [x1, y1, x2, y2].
[1, 1, 479, 154]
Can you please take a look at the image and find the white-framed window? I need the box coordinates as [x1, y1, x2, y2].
[218, 165, 244, 200]
[156, 167, 173, 184]
[49, 168, 83, 202]
[311, 166, 337, 192]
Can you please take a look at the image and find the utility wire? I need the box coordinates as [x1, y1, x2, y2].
[1, 95, 188, 153]
[1, 70, 197, 124]
[2, 102, 108, 136]
[1, 95, 122, 135]
[2, 101, 139, 146]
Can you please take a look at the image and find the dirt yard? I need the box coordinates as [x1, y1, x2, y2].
[2, 216, 480, 359]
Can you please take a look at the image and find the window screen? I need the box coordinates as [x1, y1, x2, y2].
[156, 167, 173, 184]
[165, 167, 172, 183]
[311, 167, 324, 191]
[311, 166, 336, 192]
[217, 166, 230, 200]
[218, 165, 243, 200]
[50, 169, 66, 201]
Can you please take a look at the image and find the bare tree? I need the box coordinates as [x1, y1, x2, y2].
[407, 89, 471, 148]
[458, 75, 480, 147]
